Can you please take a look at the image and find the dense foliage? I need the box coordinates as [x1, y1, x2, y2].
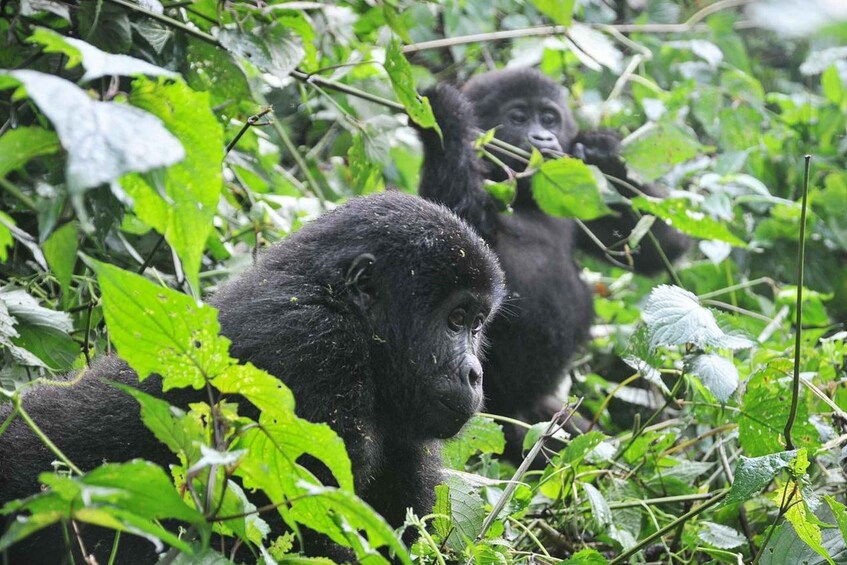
[1, 0, 847, 562]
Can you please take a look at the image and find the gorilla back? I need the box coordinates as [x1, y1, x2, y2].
[0, 192, 505, 563]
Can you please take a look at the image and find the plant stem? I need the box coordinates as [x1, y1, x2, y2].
[609, 489, 728, 564]
[15, 398, 83, 475]
[784, 155, 811, 451]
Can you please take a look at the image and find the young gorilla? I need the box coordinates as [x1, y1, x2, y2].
[417, 68, 690, 461]
[0, 192, 506, 563]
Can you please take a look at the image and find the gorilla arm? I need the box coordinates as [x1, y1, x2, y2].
[572, 129, 691, 274]
[416, 85, 501, 241]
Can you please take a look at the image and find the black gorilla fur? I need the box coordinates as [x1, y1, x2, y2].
[0, 192, 506, 563]
[417, 68, 690, 460]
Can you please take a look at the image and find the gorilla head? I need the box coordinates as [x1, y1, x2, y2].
[0, 192, 506, 562]
[463, 68, 578, 161]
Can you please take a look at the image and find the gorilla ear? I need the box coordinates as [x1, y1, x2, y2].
[346, 253, 376, 308]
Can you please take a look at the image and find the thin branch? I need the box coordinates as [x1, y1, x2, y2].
[784, 155, 811, 451]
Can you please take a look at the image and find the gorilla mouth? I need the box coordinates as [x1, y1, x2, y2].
[438, 398, 472, 420]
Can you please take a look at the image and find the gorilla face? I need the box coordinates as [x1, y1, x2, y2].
[489, 96, 567, 156]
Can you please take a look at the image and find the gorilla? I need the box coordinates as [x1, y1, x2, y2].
[416, 67, 690, 461]
[0, 192, 506, 563]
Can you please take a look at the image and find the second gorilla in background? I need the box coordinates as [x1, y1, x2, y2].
[416, 67, 691, 461]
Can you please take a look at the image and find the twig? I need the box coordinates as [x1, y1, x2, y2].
[224, 107, 272, 155]
[14, 398, 82, 475]
[784, 155, 811, 451]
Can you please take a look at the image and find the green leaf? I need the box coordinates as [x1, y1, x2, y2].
[115, 383, 205, 467]
[642, 285, 754, 350]
[217, 24, 305, 82]
[2, 461, 203, 553]
[29, 28, 178, 82]
[528, 0, 575, 26]
[686, 353, 739, 403]
[824, 496, 847, 545]
[442, 473, 486, 552]
[560, 548, 609, 564]
[621, 121, 704, 181]
[42, 222, 78, 302]
[442, 415, 505, 468]
[384, 39, 439, 133]
[0, 126, 59, 178]
[631, 196, 746, 246]
[531, 156, 611, 219]
[739, 359, 819, 457]
[822, 65, 845, 107]
[87, 259, 231, 388]
[121, 78, 223, 291]
[723, 450, 798, 506]
[0, 70, 185, 215]
[0, 212, 11, 262]
[214, 364, 355, 494]
[348, 133, 383, 195]
[783, 495, 835, 565]
[483, 179, 516, 207]
[12, 324, 78, 371]
[432, 484, 452, 541]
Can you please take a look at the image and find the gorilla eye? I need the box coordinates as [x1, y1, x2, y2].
[541, 111, 559, 127]
[448, 308, 466, 332]
[471, 314, 485, 335]
[508, 109, 527, 124]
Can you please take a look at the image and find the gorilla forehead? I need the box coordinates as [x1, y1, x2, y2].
[259, 192, 504, 297]
[463, 68, 565, 118]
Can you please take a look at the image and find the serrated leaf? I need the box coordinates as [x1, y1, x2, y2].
[88, 259, 231, 388]
[698, 521, 746, 549]
[218, 24, 305, 81]
[631, 197, 746, 246]
[532, 156, 612, 219]
[385, 39, 439, 133]
[29, 28, 178, 82]
[121, 78, 222, 292]
[723, 450, 798, 506]
[621, 121, 704, 181]
[0, 126, 59, 178]
[213, 363, 354, 494]
[442, 473, 486, 551]
[0, 70, 184, 205]
[0, 287, 72, 332]
[687, 353, 739, 402]
[642, 285, 754, 349]
[443, 415, 505, 468]
[781, 490, 835, 565]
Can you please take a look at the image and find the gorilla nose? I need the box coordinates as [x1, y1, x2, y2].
[528, 132, 559, 151]
[465, 356, 483, 387]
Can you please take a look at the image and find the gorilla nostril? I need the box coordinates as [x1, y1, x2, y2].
[466, 356, 483, 386]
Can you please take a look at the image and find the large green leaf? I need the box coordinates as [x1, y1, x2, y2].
[121, 78, 223, 291]
[723, 450, 799, 506]
[531, 157, 611, 219]
[528, 0, 575, 26]
[621, 121, 704, 181]
[88, 259, 230, 388]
